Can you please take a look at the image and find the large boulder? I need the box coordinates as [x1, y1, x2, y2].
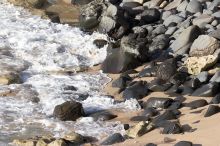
[140, 8, 161, 24]
[155, 58, 177, 81]
[186, 0, 202, 13]
[120, 34, 148, 61]
[101, 49, 140, 73]
[144, 97, 174, 109]
[80, 0, 107, 30]
[169, 25, 201, 56]
[123, 81, 148, 100]
[53, 101, 85, 121]
[189, 35, 220, 57]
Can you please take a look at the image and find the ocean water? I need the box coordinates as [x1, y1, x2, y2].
[0, 0, 141, 144]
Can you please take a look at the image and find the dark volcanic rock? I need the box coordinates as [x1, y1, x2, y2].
[80, 0, 106, 30]
[93, 39, 108, 48]
[144, 97, 174, 109]
[53, 101, 84, 121]
[169, 72, 188, 85]
[210, 93, 220, 104]
[204, 105, 220, 117]
[123, 81, 148, 100]
[155, 58, 177, 81]
[141, 107, 159, 118]
[148, 79, 172, 92]
[184, 78, 201, 89]
[140, 8, 161, 24]
[112, 74, 132, 89]
[101, 49, 140, 73]
[120, 34, 148, 61]
[168, 101, 182, 110]
[191, 82, 219, 97]
[148, 34, 170, 60]
[130, 116, 150, 121]
[145, 143, 157, 146]
[153, 110, 177, 126]
[138, 63, 156, 78]
[186, 99, 208, 109]
[101, 133, 125, 145]
[174, 141, 193, 146]
[162, 122, 182, 134]
[89, 111, 117, 121]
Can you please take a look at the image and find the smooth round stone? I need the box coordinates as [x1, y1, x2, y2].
[174, 141, 193, 146]
[165, 27, 177, 35]
[130, 116, 150, 121]
[204, 105, 220, 117]
[186, 0, 202, 13]
[162, 122, 182, 134]
[144, 97, 174, 109]
[211, 19, 218, 27]
[141, 107, 159, 117]
[186, 99, 208, 109]
[101, 133, 125, 145]
[163, 15, 184, 26]
[145, 143, 157, 146]
[123, 81, 148, 100]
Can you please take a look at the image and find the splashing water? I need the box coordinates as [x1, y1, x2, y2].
[0, 0, 141, 144]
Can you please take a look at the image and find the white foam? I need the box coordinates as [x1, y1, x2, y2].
[0, 0, 141, 143]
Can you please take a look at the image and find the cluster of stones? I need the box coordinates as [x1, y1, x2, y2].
[79, 0, 220, 145]
[13, 132, 89, 146]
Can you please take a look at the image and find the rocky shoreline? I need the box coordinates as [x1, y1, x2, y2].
[5, 0, 220, 145]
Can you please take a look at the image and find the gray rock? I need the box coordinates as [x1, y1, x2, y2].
[189, 35, 220, 57]
[169, 25, 201, 56]
[186, 0, 202, 13]
[210, 71, 220, 82]
[53, 101, 84, 121]
[148, 34, 170, 59]
[196, 71, 209, 83]
[164, 0, 182, 11]
[101, 49, 140, 73]
[144, 97, 174, 109]
[177, 0, 188, 12]
[165, 27, 177, 35]
[192, 15, 214, 28]
[101, 133, 125, 145]
[156, 58, 177, 81]
[204, 105, 220, 117]
[152, 25, 167, 36]
[191, 82, 219, 97]
[186, 99, 208, 109]
[140, 8, 161, 24]
[174, 141, 192, 146]
[208, 0, 220, 11]
[210, 93, 220, 104]
[209, 29, 220, 40]
[161, 11, 172, 21]
[163, 15, 184, 26]
[99, 16, 116, 33]
[123, 81, 148, 100]
[212, 11, 220, 18]
[80, 0, 107, 30]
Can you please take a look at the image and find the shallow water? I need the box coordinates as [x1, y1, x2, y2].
[0, 0, 140, 144]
